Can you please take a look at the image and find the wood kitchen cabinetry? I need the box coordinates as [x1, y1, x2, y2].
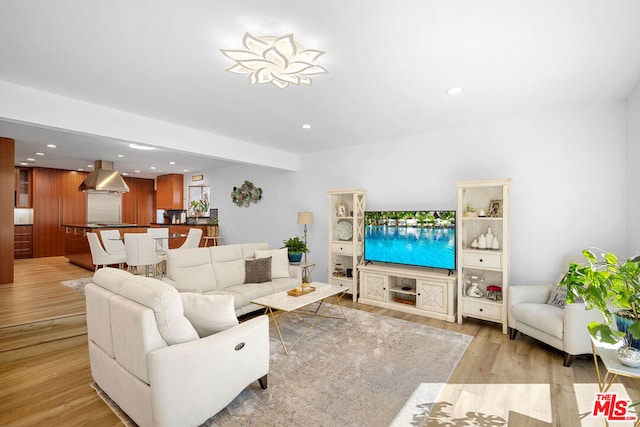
[14, 225, 33, 259]
[122, 177, 154, 225]
[14, 167, 32, 207]
[156, 174, 183, 210]
[32, 168, 88, 258]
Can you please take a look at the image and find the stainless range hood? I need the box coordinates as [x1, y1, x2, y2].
[79, 160, 130, 193]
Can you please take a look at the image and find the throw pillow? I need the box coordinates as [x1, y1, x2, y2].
[255, 248, 290, 279]
[245, 256, 272, 283]
[180, 293, 239, 337]
[546, 273, 583, 308]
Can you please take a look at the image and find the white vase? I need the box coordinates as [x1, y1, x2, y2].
[478, 234, 487, 249]
[471, 239, 479, 249]
[486, 227, 493, 249]
[492, 237, 499, 250]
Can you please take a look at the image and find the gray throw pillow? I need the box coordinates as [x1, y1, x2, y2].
[245, 256, 272, 283]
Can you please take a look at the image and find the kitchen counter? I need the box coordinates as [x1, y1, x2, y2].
[63, 224, 149, 270]
[62, 223, 145, 229]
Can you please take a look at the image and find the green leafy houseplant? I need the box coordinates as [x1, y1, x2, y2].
[281, 236, 309, 255]
[560, 249, 640, 346]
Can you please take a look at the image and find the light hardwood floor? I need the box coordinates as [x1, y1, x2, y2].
[1, 257, 638, 426]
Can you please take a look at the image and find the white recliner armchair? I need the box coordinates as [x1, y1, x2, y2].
[508, 256, 603, 367]
[86, 267, 269, 427]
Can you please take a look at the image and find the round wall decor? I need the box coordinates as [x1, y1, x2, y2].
[231, 180, 263, 207]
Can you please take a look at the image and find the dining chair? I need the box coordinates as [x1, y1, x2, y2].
[178, 228, 203, 249]
[87, 232, 126, 271]
[146, 227, 169, 254]
[124, 233, 165, 277]
[99, 229, 126, 255]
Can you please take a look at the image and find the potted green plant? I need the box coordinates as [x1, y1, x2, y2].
[281, 236, 309, 264]
[560, 249, 640, 348]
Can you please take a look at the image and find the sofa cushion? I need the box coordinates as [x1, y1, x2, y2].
[255, 248, 290, 279]
[119, 277, 199, 345]
[180, 293, 239, 337]
[210, 244, 243, 262]
[212, 259, 246, 289]
[245, 257, 272, 284]
[171, 263, 217, 293]
[166, 248, 217, 293]
[512, 302, 564, 340]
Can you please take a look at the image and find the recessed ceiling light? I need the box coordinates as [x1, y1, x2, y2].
[118, 154, 124, 158]
[88, 164, 94, 168]
[446, 87, 463, 95]
[150, 166, 156, 170]
[46, 144, 56, 148]
[169, 161, 175, 165]
[134, 170, 140, 173]
[35, 152, 45, 156]
[302, 124, 311, 129]
[183, 169, 188, 172]
[122, 172, 129, 176]
[77, 168, 84, 171]
[20, 162, 28, 166]
[129, 143, 156, 150]
[26, 158, 35, 161]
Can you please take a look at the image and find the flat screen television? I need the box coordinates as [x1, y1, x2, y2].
[364, 210, 456, 270]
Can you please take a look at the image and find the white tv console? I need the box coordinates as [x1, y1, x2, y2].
[357, 263, 457, 322]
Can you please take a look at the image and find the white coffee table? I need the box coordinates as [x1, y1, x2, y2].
[251, 282, 349, 355]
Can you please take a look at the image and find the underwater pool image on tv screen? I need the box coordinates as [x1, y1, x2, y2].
[364, 210, 456, 270]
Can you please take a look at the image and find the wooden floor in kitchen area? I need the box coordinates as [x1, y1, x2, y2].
[1, 256, 639, 426]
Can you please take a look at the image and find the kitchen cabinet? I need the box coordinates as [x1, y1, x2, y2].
[14, 225, 33, 259]
[156, 174, 184, 210]
[14, 167, 32, 207]
[122, 177, 154, 225]
[32, 168, 88, 257]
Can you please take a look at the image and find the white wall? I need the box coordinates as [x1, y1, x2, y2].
[203, 101, 628, 286]
[627, 83, 640, 256]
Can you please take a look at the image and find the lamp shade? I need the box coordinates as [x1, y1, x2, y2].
[297, 211, 314, 225]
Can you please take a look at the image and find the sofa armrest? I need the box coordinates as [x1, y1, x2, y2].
[563, 303, 606, 355]
[288, 264, 302, 280]
[147, 315, 269, 427]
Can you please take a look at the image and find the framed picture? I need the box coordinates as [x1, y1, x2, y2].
[488, 200, 502, 217]
[335, 201, 349, 217]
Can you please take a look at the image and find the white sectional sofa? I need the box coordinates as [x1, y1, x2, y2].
[163, 243, 301, 316]
[86, 267, 269, 427]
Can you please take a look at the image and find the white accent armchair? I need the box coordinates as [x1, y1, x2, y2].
[508, 257, 604, 367]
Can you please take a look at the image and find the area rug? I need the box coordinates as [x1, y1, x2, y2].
[92, 305, 472, 426]
[61, 277, 93, 294]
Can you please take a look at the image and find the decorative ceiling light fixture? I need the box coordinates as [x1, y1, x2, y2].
[221, 33, 327, 89]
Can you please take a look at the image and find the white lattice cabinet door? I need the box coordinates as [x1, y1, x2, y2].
[416, 279, 448, 314]
[361, 272, 387, 302]
[456, 178, 511, 334]
[327, 189, 367, 301]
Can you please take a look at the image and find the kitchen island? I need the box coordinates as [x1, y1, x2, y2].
[62, 223, 149, 271]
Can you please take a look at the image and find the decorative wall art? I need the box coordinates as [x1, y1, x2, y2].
[231, 180, 263, 207]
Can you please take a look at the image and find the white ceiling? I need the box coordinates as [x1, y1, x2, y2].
[1, 0, 640, 178]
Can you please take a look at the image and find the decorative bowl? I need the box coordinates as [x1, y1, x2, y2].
[616, 346, 640, 368]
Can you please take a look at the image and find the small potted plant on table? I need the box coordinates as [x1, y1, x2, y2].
[281, 236, 309, 264]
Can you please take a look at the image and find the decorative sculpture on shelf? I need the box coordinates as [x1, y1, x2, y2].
[231, 180, 263, 207]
